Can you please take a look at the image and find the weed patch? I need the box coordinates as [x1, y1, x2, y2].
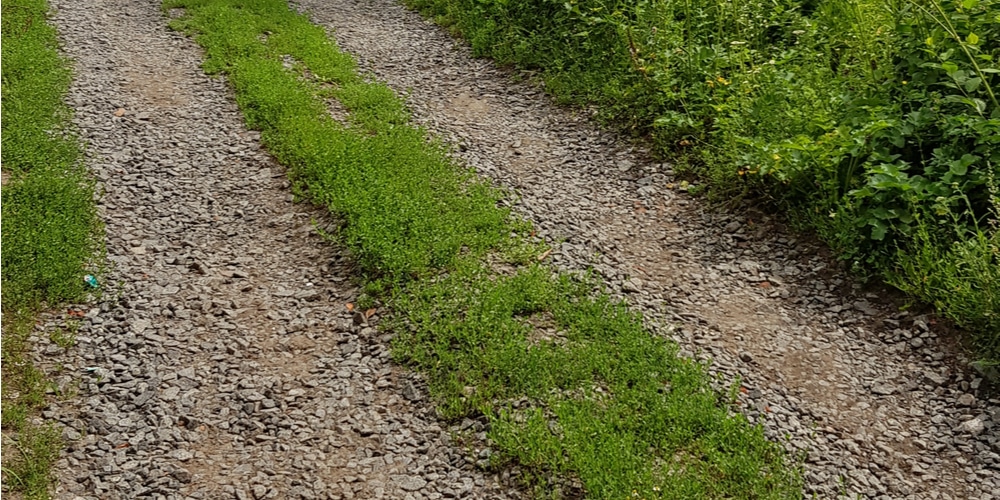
[165, 0, 801, 496]
[2, 0, 102, 496]
[2, 0, 102, 314]
[1, 423, 62, 500]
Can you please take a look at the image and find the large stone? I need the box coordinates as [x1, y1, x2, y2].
[957, 418, 985, 436]
[394, 475, 427, 492]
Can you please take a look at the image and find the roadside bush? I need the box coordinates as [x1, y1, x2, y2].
[408, 0, 1000, 362]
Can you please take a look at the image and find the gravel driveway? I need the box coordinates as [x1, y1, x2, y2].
[26, 0, 998, 498]
[37, 0, 516, 498]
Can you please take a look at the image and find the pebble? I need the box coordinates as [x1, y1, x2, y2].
[396, 475, 428, 491]
[958, 418, 985, 436]
[958, 393, 977, 406]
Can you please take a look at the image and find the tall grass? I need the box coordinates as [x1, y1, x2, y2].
[408, 0, 1000, 363]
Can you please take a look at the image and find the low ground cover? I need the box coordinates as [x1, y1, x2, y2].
[1, 0, 103, 496]
[406, 0, 1000, 363]
[165, 0, 802, 496]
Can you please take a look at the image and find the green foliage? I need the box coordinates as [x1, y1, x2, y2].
[407, 0, 1000, 362]
[1, 423, 63, 500]
[166, 0, 801, 495]
[2, 0, 102, 497]
[2, 0, 102, 314]
[393, 262, 800, 498]
[1, 320, 62, 498]
[889, 210, 1000, 356]
[49, 325, 77, 349]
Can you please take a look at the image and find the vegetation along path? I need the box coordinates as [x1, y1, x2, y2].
[14, 0, 996, 498]
[296, 0, 999, 498]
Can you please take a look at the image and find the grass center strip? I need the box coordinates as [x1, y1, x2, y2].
[164, 0, 801, 496]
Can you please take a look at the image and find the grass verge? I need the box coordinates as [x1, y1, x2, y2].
[1, 0, 102, 496]
[164, 0, 801, 497]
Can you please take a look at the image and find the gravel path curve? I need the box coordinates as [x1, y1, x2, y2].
[35, 0, 517, 498]
[295, 1, 1000, 498]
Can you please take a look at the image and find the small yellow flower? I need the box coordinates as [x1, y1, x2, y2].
[902, 80, 908, 85]
[716, 76, 731, 85]
[772, 153, 781, 160]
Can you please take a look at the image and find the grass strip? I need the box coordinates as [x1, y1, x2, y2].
[164, 0, 801, 496]
[1, 0, 103, 497]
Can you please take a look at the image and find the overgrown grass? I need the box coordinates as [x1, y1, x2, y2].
[164, 0, 801, 496]
[1, 0, 102, 496]
[406, 0, 1000, 364]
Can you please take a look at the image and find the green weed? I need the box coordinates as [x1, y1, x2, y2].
[2, 0, 102, 314]
[1, 314, 65, 498]
[392, 261, 799, 497]
[165, 0, 801, 496]
[2, 0, 102, 496]
[166, 0, 508, 283]
[48, 327, 76, 350]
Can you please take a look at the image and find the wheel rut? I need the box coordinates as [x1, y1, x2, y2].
[36, 0, 516, 498]
[294, 0, 1000, 498]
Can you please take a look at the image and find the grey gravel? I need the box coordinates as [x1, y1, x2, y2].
[31, 0, 518, 498]
[294, 0, 1000, 498]
[959, 418, 986, 436]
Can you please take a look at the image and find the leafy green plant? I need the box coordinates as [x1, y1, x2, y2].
[48, 326, 76, 349]
[2, 0, 103, 314]
[1, 424, 63, 500]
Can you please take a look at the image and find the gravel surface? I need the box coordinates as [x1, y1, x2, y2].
[33, 0, 517, 498]
[293, 0, 1000, 498]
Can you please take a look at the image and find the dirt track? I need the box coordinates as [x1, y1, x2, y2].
[29, 0, 999, 498]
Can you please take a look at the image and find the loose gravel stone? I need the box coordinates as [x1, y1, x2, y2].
[294, 0, 1000, 497]
[395, 475, 428, 492]
[958, 417, 986, 436]
[34, 0, 517, 498]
